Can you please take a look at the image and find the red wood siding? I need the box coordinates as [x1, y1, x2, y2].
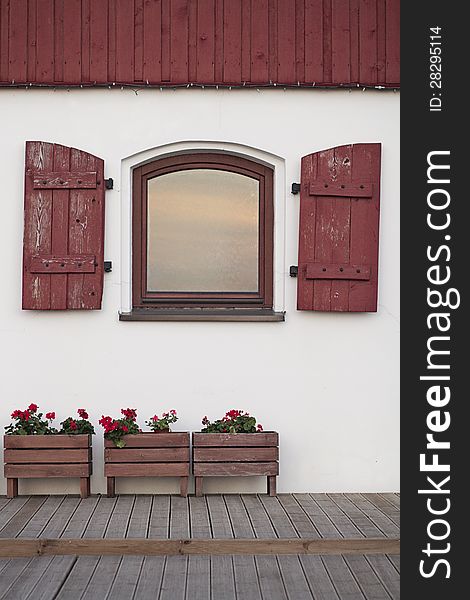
[0, 0, 399, 87]
[297, 143, 381, 312]
[22, 141, 106, 310]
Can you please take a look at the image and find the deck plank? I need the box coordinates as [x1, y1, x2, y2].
[170, 496, 190, 538]
[224, 495, 255, 538]
[0, 498, 29, 530]
[0, 497, 47, 538]
[310, 495, 363, 538]
[0, 558, 33, 598]
[277, 494, 321, 538]
[24, 556, 76, 600]
[232, 556, 263, 600]
[241, 495, 277, 538]
[0, 499, 11, 513]
[126, 495, 152, 537]
[345, 494, 399, 537]
[299, 555, 341, 599]
[17, 496, 65, 538]
[387, 554, 400, 573]
[379, 494, 400, 510]
[256, 555, 288, 600]
[133, 556, 166, 599]
[104, 556, 144, 600]
[40, 496, 81, 538]
[367, 555, 400, 599]
[293, 494, 343, 539]
[212, 556, 236, 600]
[207, 495, 233, 538]
[277, 555, 313, 599]
[328, 494, 385, 538]
[160, 555, 188, 599]
[363, 495, 400, 526]
[345, 555, 392, 599]
[322, 555, 366, 599]
[59, 496, 100, 538]
[1, 557, 54, 599]
[189, 496, 211, 538]
[104, 495, 135, 537]
[81, 556, 123, 600]
[185, 556, 210, 600]
[259, 496, 298, 538]
[148, 495, 170, 538]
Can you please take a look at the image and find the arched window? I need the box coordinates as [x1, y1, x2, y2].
[132, 153, 275, 317]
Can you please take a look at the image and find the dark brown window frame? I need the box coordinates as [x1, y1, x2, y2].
[130, 153, 278, 318]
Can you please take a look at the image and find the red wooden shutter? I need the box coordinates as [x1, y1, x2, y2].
[22, 141, 106, 310]
[297, 143, 381, 312]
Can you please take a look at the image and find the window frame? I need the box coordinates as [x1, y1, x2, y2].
[132, 153, 274, 310]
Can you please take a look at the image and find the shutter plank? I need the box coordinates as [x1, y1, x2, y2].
[223, 0, 242, 83]
[90, 0, 109, 83]
[332, 0, 350, 84]
[9, 0, 28, 83]
[143, 0, 162, 84]
[197, 0, 215, 82]
[23, 141, 54, 309]
[251, 0, 268, 83]
[63, 0, 82, 83]
[297, 143, 381, 312]
[51, 143, 70, 309]
[170, 0, 189, 83]
[304, 0, 323, 83]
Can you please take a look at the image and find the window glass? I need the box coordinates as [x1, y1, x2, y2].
[147, 169, 259, 293]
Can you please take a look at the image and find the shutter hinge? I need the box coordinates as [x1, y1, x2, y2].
[289, 266, 298, 278]
[105, 178, 114, 190]
[291, 183, 301, 195]
[104, 261, 112, 273]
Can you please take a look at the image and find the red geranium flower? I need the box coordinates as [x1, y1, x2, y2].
[257, 424, 263, 431]
[11, 409, 22, 419]
[45, 412, 55, 420]
[77, 409, 89, 419]
[28, 403, 38, 413]
[121, 408, 137, 421]
[69, 420, 77, 431]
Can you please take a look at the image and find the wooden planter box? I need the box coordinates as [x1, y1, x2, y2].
[192, 432, 279, 496]
[3, 434, 92, 499]
[104, 432, 190, 497]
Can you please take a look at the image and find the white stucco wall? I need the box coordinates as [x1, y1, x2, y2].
[0, 88, 400, 495]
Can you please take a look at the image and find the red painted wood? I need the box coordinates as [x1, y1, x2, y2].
[197, 0, 214, 82]
[310, 182, 373, 197]
[194, 447, 279, 462]
[23, 142, 105, 310]
[8, 0, 27, 82]
[250, 0, 269, 83]
[223, 0, 242, 83]
[193, 432, 279, 447]
[170, 0, 189, 83]
[385, 0, 400, 85]
[304, 0, 323, 83]
[0, 0, 399, 87]
[104, 463, 189, 477]
[297, 143, 381, 312]
[104, 447, 189, 463]
[331, 0, 350, 84]
[4, 448, 91, 463]
[104, 432, 190, 448]
[63, 0, 81, 83]
[278, 0, 295, 84]
[143, 0, 162, 83]
[193, 462, 279, 477]
[5, 464, 91, 477]
[359, 0, 378, 85]
[4, 434, 91, 448]
[90, 0, 109, 83]
[116, 0, 134, 82]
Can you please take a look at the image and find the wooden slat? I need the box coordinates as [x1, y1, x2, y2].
[310, 181, 373, 197]
[143, 0, 162, 83]
[299, 555, 341, 599]
[59, 496, 100, 538]
[189, 496, 211, 538]
[105, 463, 189, 477]
[306, 263, 370, 281]
[0, 537, 399, 557]
[255, 555, 288, 599]
[379, 493, 400, 510]
[385, 0, 400, 84]
[194, 447, 278, 462]
[344, 554, 391, 599]
[170, 496, 190, 539]
[0, 558, 34, 598]
[223, 0, 242, 83]
[359, 0, 378, 85]
[250, 0, 269, 83]
[54, 556, 97, 600]
[277, 0, 296, 84]
[224, 495, 254, 539]
[32, 170, 97, 189]
[0, 496, 47, 538]
[278, 555, 313, 600]
[277, 494, 321, 538]
[367, 554, 400, 598]
[242, 495, 276, 539]
[134, 0, 144, 81]
[90, 0, 109, 83]
[36, 496, 81, 538]
[29, 255, 96, 274]
[105, 432, 190, 448]
[193, 432, 278, 447]
[4, 434, 90, 449]
[148, 495, 170, 538]
[293, 494, 343, 539]
[8, 0, 27, 82]
[186, 555, 210, 600]
[133, 556, 166, 599]
[322, 555, 366, 598]
[331, 0, 350, 84]
[211, 556, 236, 599]
[1, 556, 55, 600]
[196, 0, 215, 82]
[5, 464, 91, 478]
[310, 494, 363, 538]
[259, 496, 298, 538]
[170, 0, 189, 83]
[194, 462, 278, 476]
[233, 555, 262, 600]
[160, 556, 187, 600]
[345, 493, 400, 536]
[115, 0, 134, 81]
[50, 143, 70, 308]
[126, 495, 152, 538]
[36, 0, 54, 83]
[15, 496, 65, 539]
[206, 495, 233, 538]
[107, 556, 146, 600]
[105, 447, 189, 463]
[81, 0, 91, 82]
[81, 556, 123, 600]
[328, 493, 385, 538]
[63, 0, 81, 82]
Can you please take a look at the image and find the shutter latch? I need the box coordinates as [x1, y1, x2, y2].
[104, 261, 112, 273]
[291, 183, 301, 195]
[105, 178, 114, 190]
[289, 266, 298, 277]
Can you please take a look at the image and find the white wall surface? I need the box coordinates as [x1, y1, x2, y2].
[0, 88, 400, 495]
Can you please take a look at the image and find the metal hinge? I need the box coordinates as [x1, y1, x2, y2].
[291, 182, 301, 195]
[289, 266, 298, 278]
[105, 178, 114, 190]
[104, 261, 112, 273]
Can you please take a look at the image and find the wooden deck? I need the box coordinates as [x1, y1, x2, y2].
[0, 493, 400, 599]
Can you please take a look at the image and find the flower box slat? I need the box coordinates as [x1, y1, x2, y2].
[4, 434, 92, 449]
[193, 462, 279, 476]
[193, 447, 278, 462]
[3, 434, 92, 499]
[192, 432, 279, 447]
[4, 463, 92, 478]
[192, 432, 279, 496]
[104, 432, 189, 448]
[103, 432, 190, 498]
[4, 448, 91, 464]
[104, 448, 189, 463]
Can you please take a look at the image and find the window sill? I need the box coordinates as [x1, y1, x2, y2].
[119, 309, 285, 322]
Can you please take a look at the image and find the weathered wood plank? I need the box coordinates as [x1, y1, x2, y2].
[160, 555, 187, 600]
[0, 558, 33, 597]
[103, 556, 144, 600]
[293, 494, 342, 539]
[387, 554, 400, 573]
[0, 498, 29, 530]
[241, 495, 277, 538]
[36, 496, 81, 538]
[105, 447, 189, 462]
[278, 555, 314, 600]
[0, 496, 47, 538]
[148, 495, 170, 538]
[28, 256, 96, 275]
[16, 496, 65, 538]
[104, 432, 190, 448]
[259, 496, 298, 538]
[362, 494, 400, 526]
[5, 464, 91, 478]
[127, 495, 152, 538]
[378, 493, 400, 510]
[189, 496, 211, 538]
[54, 556, 98, 600]
[32, 171, 97, 189]
[344, 554, 391, 599]
[24, 555, 77, 600]
[185, 555, 210, 600]
[367, 554, 400, 599]
[277, 494, 320, 538]
[194, 447, 278, 462]
[193, 433, 278, 447]
[0, 537, 401, 558]
[60, 496, 100, 538]
[328, 494, 385, 538]
[310, 494, 363, 538]
[194, 463, 278, 476]
[4, 435, 91, 449]
[224, 495, 254, 538]
[211, 555, 236, 600]
[105, 463, 189, 477]
[81, 555, 123, 599]
[299, 555, 340, 599]
[255, 555, 288, 600]
[206, 495, 233, 538]
[1, 556, 54, 599]
[233, 555, 263, 600]
[322, 555, 365, 599]
[4, 449, 91, 463]
[0, 498, 11, 513]
[105, 495, 135, 538]
[170, 496, 190, 539]
[133, 556, 166, 599]
[345, 493, 400, 536]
